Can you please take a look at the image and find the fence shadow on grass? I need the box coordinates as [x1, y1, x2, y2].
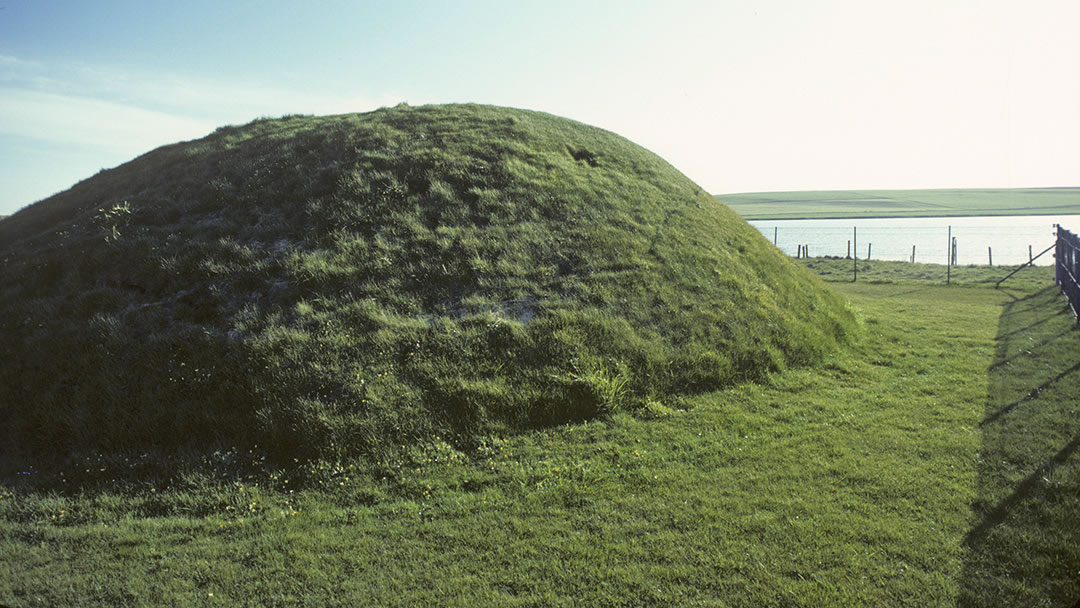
[958, 286, 1080, 607]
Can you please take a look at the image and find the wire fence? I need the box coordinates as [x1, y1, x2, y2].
[1055, 225, 1080, 323]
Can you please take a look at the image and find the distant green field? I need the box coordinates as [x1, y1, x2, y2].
[717, 188, 1080, 220]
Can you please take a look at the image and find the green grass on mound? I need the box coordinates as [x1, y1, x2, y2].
[0, 103, 853, 468]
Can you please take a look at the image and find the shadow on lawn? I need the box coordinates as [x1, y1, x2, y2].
[959, 285, 1080, 608]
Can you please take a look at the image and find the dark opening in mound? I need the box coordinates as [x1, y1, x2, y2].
[567, 146, 600, 167]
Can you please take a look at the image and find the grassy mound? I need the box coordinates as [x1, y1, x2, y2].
[0, 103, 854, 464]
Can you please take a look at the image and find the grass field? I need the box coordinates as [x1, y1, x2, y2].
[801, 256, 1051, 290]
[717, 188, 1080, 220]
[2, 263, 1076, 606]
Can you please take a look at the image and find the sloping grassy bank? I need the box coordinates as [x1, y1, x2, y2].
[3, 266, 1075, 606]
[0, 104, 852, 466]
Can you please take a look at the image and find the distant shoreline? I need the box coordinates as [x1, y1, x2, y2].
[729, 210, 1080, 221]
[716, 187, 1080, 221]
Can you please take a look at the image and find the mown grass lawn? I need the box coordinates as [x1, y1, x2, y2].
[2, 264, 1077, 606]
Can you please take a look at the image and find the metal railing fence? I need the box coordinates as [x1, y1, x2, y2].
[1055, 225, 1080, 323]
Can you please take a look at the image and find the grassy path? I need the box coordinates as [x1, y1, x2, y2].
[2, 272, 1078, 606]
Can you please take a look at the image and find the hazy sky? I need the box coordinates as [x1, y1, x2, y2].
[1, 0, 1078, 216]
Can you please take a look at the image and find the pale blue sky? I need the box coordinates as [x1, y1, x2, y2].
[1, 0, 1078, 216]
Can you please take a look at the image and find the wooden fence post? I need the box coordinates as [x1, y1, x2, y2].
[988, 246, 992, 266]
[853, 227, 857, 282]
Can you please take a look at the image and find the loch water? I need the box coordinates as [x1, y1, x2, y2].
[748, 215, 1080, 266]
